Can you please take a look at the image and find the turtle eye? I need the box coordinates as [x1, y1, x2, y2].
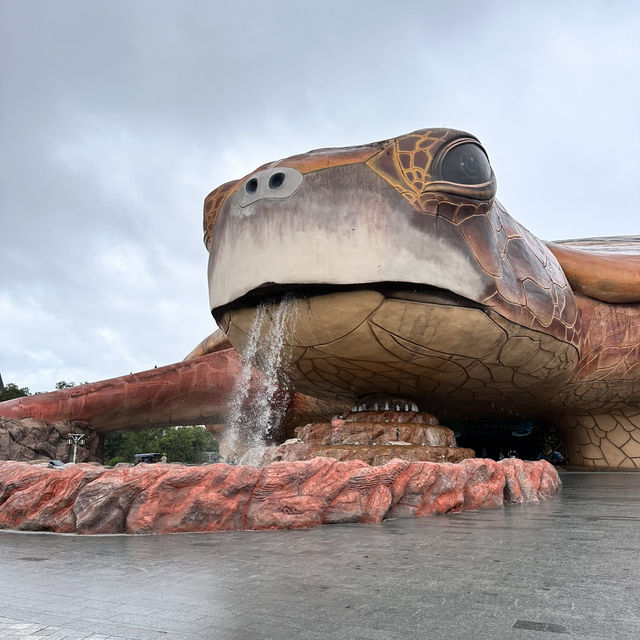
[440, 143, 492, 185]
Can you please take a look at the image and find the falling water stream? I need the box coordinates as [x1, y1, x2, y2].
[226, 297, 299, 464]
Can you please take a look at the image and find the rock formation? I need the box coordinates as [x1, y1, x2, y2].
[0, 418, 99, 463]
[263, 410, 475, 465]
[0, 457, 560, 534]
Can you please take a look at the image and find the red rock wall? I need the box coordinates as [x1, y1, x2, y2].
[0, 457, 560, 534]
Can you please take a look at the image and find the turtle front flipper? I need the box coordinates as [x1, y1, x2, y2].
[0, 349, 245, 431]
[183, 329, 233, 361]
[0, 346, 343, 462]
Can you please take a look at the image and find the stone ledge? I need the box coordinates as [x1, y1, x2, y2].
[0, 457, 560, 534]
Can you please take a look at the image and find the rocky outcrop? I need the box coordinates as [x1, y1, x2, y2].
[0, 457, 560, 534]
[295, 416, 455, 447]
[0, 418, 100, 463]
[0, 462, 104, 532]
[262, 412, 475, 465]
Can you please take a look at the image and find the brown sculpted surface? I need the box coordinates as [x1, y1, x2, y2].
[0, 350, 245, 431]
[570, 296, 640, 396]
[224, 291, 579, 417]
[366, 129, 497, 208]
[0, 458, 560, 534]
[202, 142, 387, 250]
[295, 421, 455, 447]
[182, 329, 233, 361]
[552, 294, 640, 467]
[546, 240, 640, 304]
[262, 444, 473, 466]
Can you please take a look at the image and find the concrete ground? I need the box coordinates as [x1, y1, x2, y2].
[0, 471, 638, 640]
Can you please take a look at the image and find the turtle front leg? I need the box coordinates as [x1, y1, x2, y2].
[557, 409, 640, 469]
[0, 347, 343, 463]
[0, 349, 245, 430]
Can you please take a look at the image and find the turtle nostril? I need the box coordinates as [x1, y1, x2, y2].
[235, 167, 302, 208]
[268, 172, 285, 189]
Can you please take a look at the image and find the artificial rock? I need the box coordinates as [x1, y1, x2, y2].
[0, 457, 559, 534]
[263, 411, 474, 465]
[0, 417, 99, 463]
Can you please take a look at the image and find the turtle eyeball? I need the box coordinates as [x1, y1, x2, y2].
[441, 143, 492, 185]
[245, 178, 258, 194]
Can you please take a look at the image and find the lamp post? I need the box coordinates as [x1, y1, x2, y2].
[67, 433, 86, 464]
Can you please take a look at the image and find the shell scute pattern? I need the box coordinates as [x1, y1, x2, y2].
[459, 215, 502, 277]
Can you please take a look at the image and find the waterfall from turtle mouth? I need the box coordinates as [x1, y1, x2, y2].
[226, 296, 299, 464]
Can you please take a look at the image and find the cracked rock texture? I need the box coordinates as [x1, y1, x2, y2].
[0, 457, 560, 534]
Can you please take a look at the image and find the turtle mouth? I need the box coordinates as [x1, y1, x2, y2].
[212, 281, 482, 328]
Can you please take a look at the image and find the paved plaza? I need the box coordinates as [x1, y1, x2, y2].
[0, 472, 639, 639]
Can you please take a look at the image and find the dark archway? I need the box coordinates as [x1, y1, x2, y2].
[451, 418, 565, 463]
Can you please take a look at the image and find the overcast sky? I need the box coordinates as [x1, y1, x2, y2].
[1, 0, 638, 393]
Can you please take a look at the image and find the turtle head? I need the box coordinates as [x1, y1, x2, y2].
[204, 128, 580, 416]
[203, 128, 496, 252]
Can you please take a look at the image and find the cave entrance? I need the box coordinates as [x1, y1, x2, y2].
[451, 418, 564, 462]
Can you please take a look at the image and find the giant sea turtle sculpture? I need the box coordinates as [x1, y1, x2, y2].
[2, 128, 639, 470]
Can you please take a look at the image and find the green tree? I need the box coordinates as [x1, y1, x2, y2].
[55, 381, 76, 389]
[54, 381, 89, 389]
[104, 426, 218, 465]
[0, 382, 30, 402]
